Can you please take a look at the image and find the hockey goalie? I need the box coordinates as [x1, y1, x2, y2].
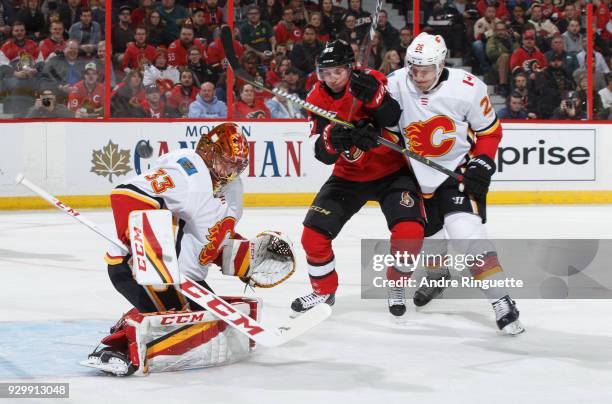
[81, 122, 296, 376]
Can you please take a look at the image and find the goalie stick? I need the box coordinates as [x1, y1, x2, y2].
[220, 26, 462, 182]
[15, 174, 331, 348]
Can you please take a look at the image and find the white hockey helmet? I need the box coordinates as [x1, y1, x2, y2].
[405, 32, 447, 90]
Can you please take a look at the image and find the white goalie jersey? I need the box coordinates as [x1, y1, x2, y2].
[386, 67, 501, 194]
[105, 148, 243, 281]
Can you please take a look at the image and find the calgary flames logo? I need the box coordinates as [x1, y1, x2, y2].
[198, 217, 236, 265]
[405, 116, 456, 158]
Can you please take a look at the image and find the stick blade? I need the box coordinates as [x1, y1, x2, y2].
[263, 304, 333, 347]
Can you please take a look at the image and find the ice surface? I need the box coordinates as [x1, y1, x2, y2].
[1, 205, 612, 403]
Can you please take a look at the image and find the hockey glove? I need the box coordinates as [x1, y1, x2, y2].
[460, 155, 496, 200]
[349, 70, 386, 109]
[349, 120, 380, 151]
[327, 123, 355, 152]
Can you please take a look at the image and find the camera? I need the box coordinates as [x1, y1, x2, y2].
[41, 97, 52, 107]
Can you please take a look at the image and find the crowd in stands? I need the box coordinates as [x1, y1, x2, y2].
[0, 0, 106, 118]
[422, 0, 610, 120]
[109, 0, 228, 118]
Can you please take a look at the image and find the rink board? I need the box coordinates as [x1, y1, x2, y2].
[0, 121, 610, 208]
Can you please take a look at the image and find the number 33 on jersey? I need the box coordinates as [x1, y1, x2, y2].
[387, 67, 502, 194]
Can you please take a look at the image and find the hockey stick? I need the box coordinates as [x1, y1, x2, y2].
[15, 174, 331, 347]
[220, 26, 462, 182]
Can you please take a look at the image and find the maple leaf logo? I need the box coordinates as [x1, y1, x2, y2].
[90, 140, 132, 183]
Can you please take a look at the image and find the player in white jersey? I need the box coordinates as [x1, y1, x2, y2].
[85, 123, 297, 375]
[386, 33, 524, 335]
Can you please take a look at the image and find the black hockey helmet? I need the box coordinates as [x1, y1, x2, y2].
[316, 39, 355, 69]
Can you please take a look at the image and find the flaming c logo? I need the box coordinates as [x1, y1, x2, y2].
[198, 217, 236, 265]
[405, 116, 456, 158]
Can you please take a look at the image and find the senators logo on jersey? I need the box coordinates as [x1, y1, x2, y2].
[198, 217, 236, 265]
[405, 115, 456, 158]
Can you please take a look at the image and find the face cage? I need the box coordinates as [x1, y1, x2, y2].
[209, 152, 248, 190]
[316, 64, 353, 82]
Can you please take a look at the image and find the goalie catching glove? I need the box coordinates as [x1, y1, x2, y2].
[221, 230, 296, 287]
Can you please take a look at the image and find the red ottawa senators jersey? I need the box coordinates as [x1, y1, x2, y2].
[121, 43, 157, 71]
[67, 81, 105, 112]
[37, 38, 65, 62]
[140, 99, 166, 118]
[306, 69, 406, 182]
[0, 39, 39, 65]
[168, 39, 206, 67]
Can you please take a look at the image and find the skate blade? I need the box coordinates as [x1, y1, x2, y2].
[498, 320, 525, 336]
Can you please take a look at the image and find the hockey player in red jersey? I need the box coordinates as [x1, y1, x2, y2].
[291, 39, 425, 315]
[386, 33, 524, 334]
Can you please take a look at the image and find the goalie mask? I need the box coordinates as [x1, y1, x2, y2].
[196, 123, 249, 191]
[405, 32, 448, 92]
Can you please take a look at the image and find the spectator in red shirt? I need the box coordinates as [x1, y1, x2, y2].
[121, 25, 157, 73]
[274, 6, 303, 50]
[166, 69, 198, 116]
[168, 24, 206, 67]
[203, 0, 224, 33]
[206, 26, 244, 66]
[510, 29, 547, 78]
[38, 21, 66, 62]
[68, 62, 105, 118]
[594, 0, 611, 41]
[233, 83, 271, 119]
[139, 84, 167, 118]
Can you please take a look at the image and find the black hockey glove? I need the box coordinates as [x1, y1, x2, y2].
[327, 124, 355, 152]
[349, 70, 385, 108]
[349, 120, 379, 151]
[460, 155, 496, 200]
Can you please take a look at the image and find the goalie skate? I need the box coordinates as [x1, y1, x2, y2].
[80, 347, 136, 377]
[291, 292, 335, 316]
[492, 295, 525, 335]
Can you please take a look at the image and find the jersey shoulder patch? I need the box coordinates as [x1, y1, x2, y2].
[177, 157, 198, 176]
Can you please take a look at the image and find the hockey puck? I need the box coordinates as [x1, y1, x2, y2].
[136, 140, 153, 158]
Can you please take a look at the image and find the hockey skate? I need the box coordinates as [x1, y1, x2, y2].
[80, 347, 136, 376]
[291, 292, 335, 316]
[492, 295, 525, 335]
[387, 287, 406, 317]
[413, 267, 451, 307]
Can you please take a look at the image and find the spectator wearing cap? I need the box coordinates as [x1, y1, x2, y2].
[532, 52, 575, 118]
[145, 10, 173, 47]
[473, 5, 500, 74]
[265, 80, 304, 118]
[112, 5, 135, 65]
[157, 0, 188, 39]
[544, 34, 578, 76]
[233, 83, 271, 119]
[168, 25, 206, 67]
[187, 45, 220, 87]
[191, 8, 214, 45]
[69, 8, 102, 58]
[166, 69, 198, 117]
[38, 20, 66, 62]
[17, 0, 44, 40]
[510, 29, 547, 76]
[275, 6, 303, 51]
[68, 62, 104, 118]
[139, 84, 167, 118]
[188, 81, 227, 118]
[121, 25, 156, 73]
[289, 25, 323, 74]
[111, 69, 146, 117]
[561, 19, 582, 56]
[26, 88, 74, 117]
[40, 39, 84, 95]
[486, 21, 518, 96]
[59, 0, 83, 33]
[239, 5, 276, 60]
[497, 91, 529, 119]
[143, 47, 180, 96]
[528, 3, 559, 44]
